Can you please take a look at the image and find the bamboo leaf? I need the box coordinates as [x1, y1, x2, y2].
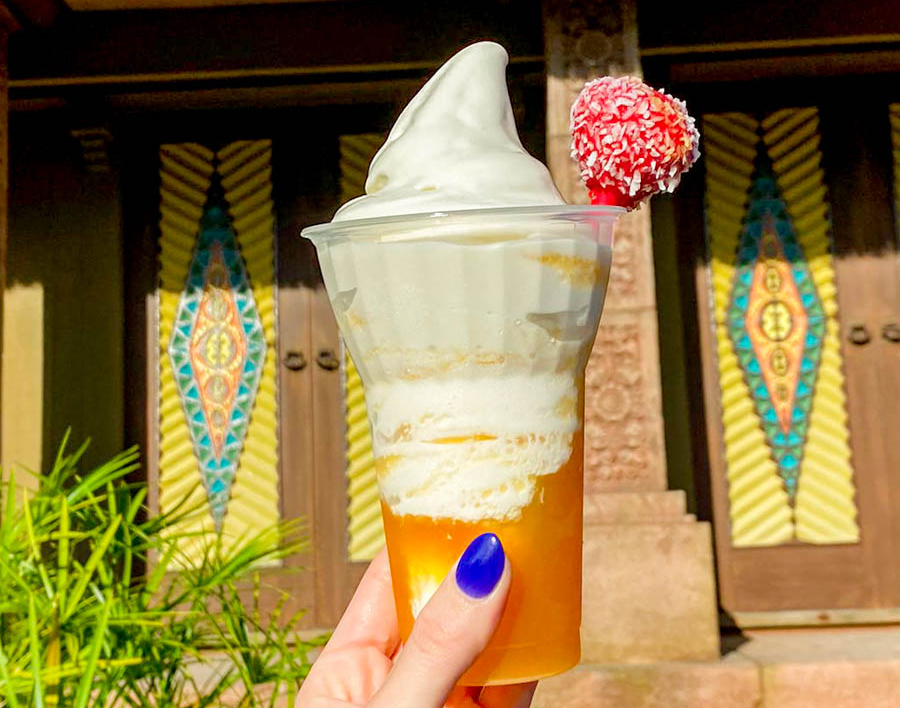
[63, 516, 121, 621]
[106, 481, 117, 518]
[126, 487, 148, 525]
[50, 429, 72, 477]
[45, 616, 60, 708]
[2, 468, 17, 540]
[0, 640, 23, 708]
[22, 488, 53, 599]
[146, 540, 180, 598]
[56, 497, 70, 610]
[72, 598, 111, 708]
[122, 523, 134, 588]
[28, 596, 45, 708]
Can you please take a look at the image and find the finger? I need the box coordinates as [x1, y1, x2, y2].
[321, 547, 399, 657]
[296, 550, 398, 706]
[370, 533, 510, 708]
[295, 644, 393, 705]
[478, 682, 538, 708]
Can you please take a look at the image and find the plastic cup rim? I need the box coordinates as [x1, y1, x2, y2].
[300, 204, 625, 243]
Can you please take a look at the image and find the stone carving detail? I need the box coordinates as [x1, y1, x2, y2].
[607, 206, 657, 310]
[543, 0, 636, 77]
[584, 322, 664, 492]
[608, 212, 639, 302]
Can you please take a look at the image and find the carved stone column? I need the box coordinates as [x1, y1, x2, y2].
[540, 0, 719, 673]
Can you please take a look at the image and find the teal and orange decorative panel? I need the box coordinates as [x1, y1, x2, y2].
[703, 109, 859, 548]
[158, 140, 279, 562]
[339, 134, 386, 561]
[168, 180, 266, 529]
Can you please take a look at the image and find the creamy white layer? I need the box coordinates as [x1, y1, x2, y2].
[332, 42, 565, 222]
[369, 374, 578, 523]
[318, 234, 611, 521]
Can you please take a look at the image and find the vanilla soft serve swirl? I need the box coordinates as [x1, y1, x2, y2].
[316, 42, 611, 524]
[333, 42, 565, 221]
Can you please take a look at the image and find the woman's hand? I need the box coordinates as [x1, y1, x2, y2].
[296, 533, 536, 708]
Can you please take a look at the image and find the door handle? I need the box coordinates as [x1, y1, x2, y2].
[883, 323, 900, 343]
[848, 324, 871, 345]
[283, 351, 307, 371]
[316, 349, 341, 371]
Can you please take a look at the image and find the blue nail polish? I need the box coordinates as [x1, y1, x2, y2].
[455, 533, 505, 599]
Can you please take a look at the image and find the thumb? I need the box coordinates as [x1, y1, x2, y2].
[370, 533, 510, 708]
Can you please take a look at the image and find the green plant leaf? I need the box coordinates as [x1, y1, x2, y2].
[1, 468, 18, 543]
[56, 496, 70, 612]
[0, 640, 23, 708]
[126, 487, 147, 525]
[72, 597, 111, 708]
[28, 596, 45, 708]
[62, 515, 121, 622]
[22, 488, 53, 599]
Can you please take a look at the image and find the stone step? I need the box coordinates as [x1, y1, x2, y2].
[533, 628, 900, 708]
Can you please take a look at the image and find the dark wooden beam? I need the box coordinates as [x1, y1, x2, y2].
[665, 49, 900, 84]
[3, 0, 62, 29]
[637, 0, 900, 52]
[9, 0, 543, 86]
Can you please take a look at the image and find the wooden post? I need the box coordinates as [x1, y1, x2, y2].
[538, 0, 720, 674]
[0, 6, 19, 469]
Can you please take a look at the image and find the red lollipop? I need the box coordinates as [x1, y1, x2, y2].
[570, 76, 700, 210]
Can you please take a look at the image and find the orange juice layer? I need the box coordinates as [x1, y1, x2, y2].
[381, 432, 584, 686]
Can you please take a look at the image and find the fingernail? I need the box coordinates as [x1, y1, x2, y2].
[455, 533, 505, 599]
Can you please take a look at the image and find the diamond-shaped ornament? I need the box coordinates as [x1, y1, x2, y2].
[726, 149, 825, 502]
[168, 174, 266, 531]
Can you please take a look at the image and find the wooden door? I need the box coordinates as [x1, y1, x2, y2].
[140, 135, 320, 623]
[121, 110, 391, 628]
[677, 76, 900, 624]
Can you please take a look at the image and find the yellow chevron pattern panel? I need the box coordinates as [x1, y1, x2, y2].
[345, 351, 384, 560]
[891, 105, 900, 242]
[158, 143, 216, 560]
[158, 140, 279, 565]
[339, 134, 386, 561]
[217, 140, 280, 548]
[339, 133, 384, 205]
[704, 114, 795, 547]
[761, 111, 857, 544]
[704, 109, 858, 547]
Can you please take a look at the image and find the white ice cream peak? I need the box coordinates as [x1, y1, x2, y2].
[333, 41, 565, 221]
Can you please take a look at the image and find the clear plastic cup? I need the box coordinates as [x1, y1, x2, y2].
[302, 205, 620, 685]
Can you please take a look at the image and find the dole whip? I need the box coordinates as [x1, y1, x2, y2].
[302, 41, 698, 685]
[332, 41, 565, 220]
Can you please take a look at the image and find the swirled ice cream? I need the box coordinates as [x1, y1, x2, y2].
[325, 232, 607, 522]
[309, 42, 614, 524]
[316, 218, 614, 630]
[333, 42, 565, 221]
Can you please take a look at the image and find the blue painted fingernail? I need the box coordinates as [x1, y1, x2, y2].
[455, 533, 505, 599]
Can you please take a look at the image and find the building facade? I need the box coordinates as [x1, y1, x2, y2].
[2, 1, 900, 705]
